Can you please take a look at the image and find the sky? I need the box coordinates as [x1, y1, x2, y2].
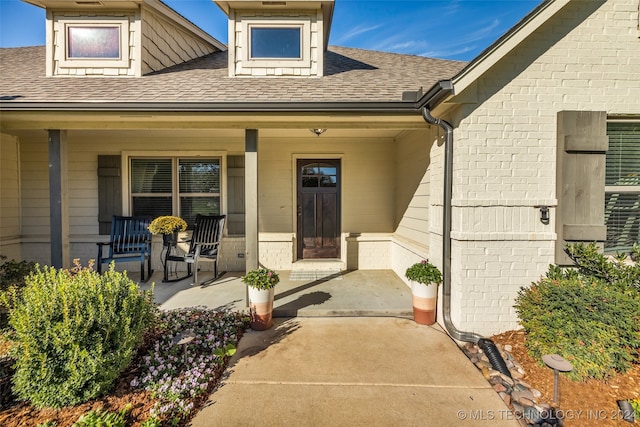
[0, 0, 542, 61]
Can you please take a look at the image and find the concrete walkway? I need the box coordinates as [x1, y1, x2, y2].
[189, 317, 519, 426]
[134, 270, 517, 425]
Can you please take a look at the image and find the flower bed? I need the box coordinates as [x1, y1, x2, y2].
[0, 307, 249, 426]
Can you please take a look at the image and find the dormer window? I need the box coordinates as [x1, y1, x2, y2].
[250, 26, 301, 59]
[67, 26, 120, 59]
[57, 17, 129, 69]
[241, 19, 310, 69]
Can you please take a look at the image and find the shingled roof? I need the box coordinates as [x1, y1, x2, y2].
[0, 45, 465, 105]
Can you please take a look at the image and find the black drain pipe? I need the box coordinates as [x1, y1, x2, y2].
[421, 105, 511, 378]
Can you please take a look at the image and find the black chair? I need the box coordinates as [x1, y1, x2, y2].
[97, 215, 153, 282]
[164, 214, 225, 285]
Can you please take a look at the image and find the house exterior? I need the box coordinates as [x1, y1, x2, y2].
[1, 0, 638, 336]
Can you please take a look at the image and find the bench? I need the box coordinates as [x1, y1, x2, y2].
[97, 215, 153, 282]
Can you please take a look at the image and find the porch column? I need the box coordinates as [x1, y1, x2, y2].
[48, 129, 69, 268]
[245, 129, 259, 271]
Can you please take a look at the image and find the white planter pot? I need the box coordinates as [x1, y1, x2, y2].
[247, 287, 275, 330]
[410, 281, 438, 325]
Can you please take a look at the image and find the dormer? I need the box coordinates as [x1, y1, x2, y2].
[215, 0, 334, 77]
[25, 0, 225, 77]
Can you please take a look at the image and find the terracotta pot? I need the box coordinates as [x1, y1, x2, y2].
[248, 287, 275, 330]
[410, 281, 437, 325]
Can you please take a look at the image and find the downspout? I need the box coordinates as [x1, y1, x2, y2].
[420, 95, 511, 377]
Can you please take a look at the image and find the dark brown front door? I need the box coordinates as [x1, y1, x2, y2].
[297, 159, 340, 259]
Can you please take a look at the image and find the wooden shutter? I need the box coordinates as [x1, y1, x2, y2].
[227, 155, 245, 235]
[555, 111, 609, 264]
[97, 155, 122, 235]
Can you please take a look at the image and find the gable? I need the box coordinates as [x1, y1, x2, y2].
[33, 0, 224, 77]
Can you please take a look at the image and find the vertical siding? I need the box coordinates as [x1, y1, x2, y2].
[446, 0, 640, 335]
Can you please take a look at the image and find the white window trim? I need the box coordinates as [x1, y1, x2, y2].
[241, 18, 310, 68]
[122, 151, 227, 217]
[56, 16, 129, 68]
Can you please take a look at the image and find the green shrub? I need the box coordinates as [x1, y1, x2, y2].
[515, 262, 640, 381]
[0, 255, 37, 328]
[73, 404, 130, 427]
[0, 255, 37, 293]
[565, 242, 640, 293]
[9, 261, 156, 408]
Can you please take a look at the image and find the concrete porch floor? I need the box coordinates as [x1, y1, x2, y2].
[138, 268, 414, 318]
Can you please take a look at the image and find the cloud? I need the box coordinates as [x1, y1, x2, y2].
[334, 23, 383, 44]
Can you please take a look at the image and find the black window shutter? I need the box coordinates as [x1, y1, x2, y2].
[555, 111, 608, 264]
[97, 155, 122, 235]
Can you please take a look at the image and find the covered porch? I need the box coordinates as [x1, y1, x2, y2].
[138, 268, 413, 318]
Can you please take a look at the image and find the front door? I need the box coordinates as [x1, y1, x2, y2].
[297, 159, 341, 259]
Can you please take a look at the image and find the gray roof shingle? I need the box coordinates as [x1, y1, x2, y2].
[0, 46, 465, 104]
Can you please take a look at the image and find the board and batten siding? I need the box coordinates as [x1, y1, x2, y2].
[140, 8, 218, 75]
[0, 133, 22, 260]
[439, 0, 640, 335]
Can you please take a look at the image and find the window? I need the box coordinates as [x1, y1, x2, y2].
[240, 18, 310, 68]
[250, 27, 301, 59]
[130, 158, 220, 227]
[56, 17, 129, 68]
[604, 122, 640, 253]
[67, 26, 121, 59]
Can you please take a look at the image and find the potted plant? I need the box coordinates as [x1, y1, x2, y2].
[405, 259, 442, 325]
[148, 216, 187, 245]
[241, 268, 279, 330]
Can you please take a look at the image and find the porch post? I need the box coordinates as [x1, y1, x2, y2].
[245, 129, 259, 271]
[48, 129, 69, 268]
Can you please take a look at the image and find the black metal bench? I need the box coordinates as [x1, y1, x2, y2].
[164, 214, 225, 285]
[97, 215, 153, 282]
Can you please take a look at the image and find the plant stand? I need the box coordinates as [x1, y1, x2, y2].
[411, 281, 437, 325]
[247, 287, 274, 330]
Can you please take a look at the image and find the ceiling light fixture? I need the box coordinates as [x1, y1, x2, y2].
[310, 128, 327, 137]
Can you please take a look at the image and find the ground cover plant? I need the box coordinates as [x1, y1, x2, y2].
[130, 307, 248, 425]
[514, 243, 640, 381]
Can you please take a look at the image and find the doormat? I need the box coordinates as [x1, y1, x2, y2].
[288, 270, 343, 281]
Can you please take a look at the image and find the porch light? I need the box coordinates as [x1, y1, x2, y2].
[310, 128, 327, 137]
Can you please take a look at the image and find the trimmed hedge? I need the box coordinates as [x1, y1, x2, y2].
[8, 261, 156, 408]
[515, 244, 640, 381]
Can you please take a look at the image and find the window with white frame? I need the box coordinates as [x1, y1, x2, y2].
[241, 18, 310, 68]
[604, 122, 640, 253]
[56, 17, 130, 68]
[130, 158, 220, 227]
[250, 26, 301, 59]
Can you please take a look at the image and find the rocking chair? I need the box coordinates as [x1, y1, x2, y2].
[164, 214, 225, 285]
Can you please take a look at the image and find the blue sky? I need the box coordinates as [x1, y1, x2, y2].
[0, 0, 541, 61]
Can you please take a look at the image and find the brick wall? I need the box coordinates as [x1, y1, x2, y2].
[440, 0, 640, 335]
